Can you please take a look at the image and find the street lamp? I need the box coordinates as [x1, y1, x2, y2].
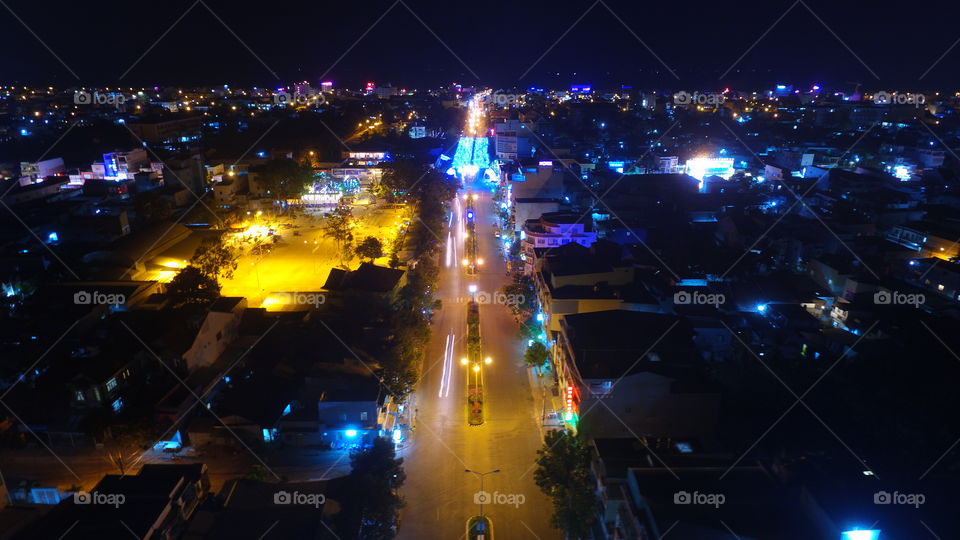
[464, 469, 501, 524]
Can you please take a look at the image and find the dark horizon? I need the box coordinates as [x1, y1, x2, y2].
[2, 0, 959, 90]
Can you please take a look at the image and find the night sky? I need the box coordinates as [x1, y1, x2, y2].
[2, 0, 959, 91]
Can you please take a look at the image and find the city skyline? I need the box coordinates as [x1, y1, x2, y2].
[0, 1, 958, 539]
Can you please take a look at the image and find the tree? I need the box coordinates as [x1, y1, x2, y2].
[253, 158, 315, 201]
[166, 266, 220, 306]
[336, 437, 406, 539]
[524, 341, 549, 369]
[500, 273, 535, 316]
[381, 309, 430, 401]
[534, 430, 596, 538]
[246, 464, 270, 482]
[377, 160, 423, 202]
[355, 236, 384, 262]
[190, 236, 238, 281]
[324, 203, 355, 267]
[134, 192, 173, 225]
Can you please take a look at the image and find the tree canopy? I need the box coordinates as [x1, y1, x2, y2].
[534, 430, 596, 538]
[253, 158, 315, 200]
[336, 437, 406, 539]
[355, 236, 384, 262]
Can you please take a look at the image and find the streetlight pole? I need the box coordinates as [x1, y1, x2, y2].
[464, 469, 500, 526]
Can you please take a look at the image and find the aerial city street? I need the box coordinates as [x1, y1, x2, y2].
[1, 1, 959, 539]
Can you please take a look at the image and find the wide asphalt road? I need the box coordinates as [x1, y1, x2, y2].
[398, 184, 558, 539]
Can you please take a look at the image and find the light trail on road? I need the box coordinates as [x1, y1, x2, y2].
[445, 231, 452, 268]
[438, 328, 455, 398]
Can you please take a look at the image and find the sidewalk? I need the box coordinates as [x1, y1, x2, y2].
[525, 364, 564, 439]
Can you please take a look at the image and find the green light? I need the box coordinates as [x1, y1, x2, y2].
[564, 412, 573, 422]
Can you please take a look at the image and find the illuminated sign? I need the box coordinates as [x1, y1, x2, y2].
[538, 160, 553, 167]
[685, 157, 735, 181]
[840, 531, 881, 540]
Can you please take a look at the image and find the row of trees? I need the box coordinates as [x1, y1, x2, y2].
[377, 162, 457, 403]
[325, 161, 456, 537]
